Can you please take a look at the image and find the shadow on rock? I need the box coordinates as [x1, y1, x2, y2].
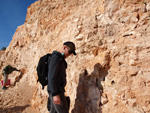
[71, 63, 110, 113]
[0, 104, 30, 113]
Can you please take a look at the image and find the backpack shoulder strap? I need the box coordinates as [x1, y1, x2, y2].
[51, 53, 63, 61]
[51, 52, 67, 67]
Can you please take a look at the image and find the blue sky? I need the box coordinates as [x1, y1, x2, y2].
[0, 0, 38, 49]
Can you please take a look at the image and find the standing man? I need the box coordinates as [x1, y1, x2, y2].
[47, 41, 76, 113]
[2, 65, 20, 90]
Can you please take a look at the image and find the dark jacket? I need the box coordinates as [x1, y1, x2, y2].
[3, 65, 19, 74]
[47, 51, 67, 96]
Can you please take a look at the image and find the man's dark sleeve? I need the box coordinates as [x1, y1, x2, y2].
[48, 55, 60, 96]
[13, 67, 20, 71]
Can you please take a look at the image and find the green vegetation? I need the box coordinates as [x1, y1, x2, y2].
[1, 47, 6, 50]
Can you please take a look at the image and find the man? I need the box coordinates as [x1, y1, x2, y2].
[47, 41, 76, 113]
[2, 65, 20, 90]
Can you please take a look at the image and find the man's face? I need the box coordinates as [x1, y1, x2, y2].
[64, 46, 72, 58]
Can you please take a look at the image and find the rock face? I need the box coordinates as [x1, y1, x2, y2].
[0, 0, 150, 113]
[0, 50, 5, 57]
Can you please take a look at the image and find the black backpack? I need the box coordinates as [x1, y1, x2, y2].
[36, 53, 51, 89]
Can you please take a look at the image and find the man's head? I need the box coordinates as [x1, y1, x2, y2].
[62, 41, 76, 58]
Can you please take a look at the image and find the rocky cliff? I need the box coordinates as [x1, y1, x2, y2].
[0, 0, 150, 113]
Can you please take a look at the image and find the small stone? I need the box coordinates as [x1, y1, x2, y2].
[75, 34, 83, 41]
[146, 3, 150, 11]
[128, 67, 139, 76]
[113, 100, 118, 106]
[101, 96, 108, 105]
[128, 99, 137, 107]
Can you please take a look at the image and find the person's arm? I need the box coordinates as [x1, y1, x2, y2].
[12, 67, 20, 72]
[48, 55, 61, 105]
[48, 55, 61, 96]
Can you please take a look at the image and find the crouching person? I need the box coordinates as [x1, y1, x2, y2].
[2, 65, 20, 90]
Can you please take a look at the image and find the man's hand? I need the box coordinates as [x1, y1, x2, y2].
[53, 95, 61, 105]
[20, 69, 25, 74]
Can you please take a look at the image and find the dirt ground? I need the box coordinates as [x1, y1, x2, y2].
[0, 50, 39, 113]
[0, 72, 37, 113]
[0, 50, 44, 113]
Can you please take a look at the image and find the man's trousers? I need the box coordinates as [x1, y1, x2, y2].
[48, 92, 69, 113]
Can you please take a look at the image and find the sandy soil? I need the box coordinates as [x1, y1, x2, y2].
[0, 74, 37, 113]
[0, 50, 38, 113]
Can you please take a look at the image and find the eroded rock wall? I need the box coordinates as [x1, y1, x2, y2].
[0, 0, 150, 113]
